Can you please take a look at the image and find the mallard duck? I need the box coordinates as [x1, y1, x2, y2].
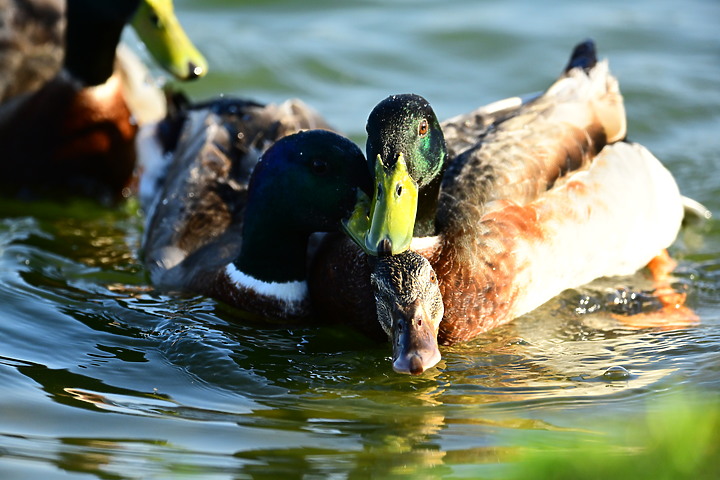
[313, 40, 686, 374]
[0, 0, 206, 100]
[352, 40, 625, 256]
[0, 0, 206, 202]
[141, 96, 371, 320]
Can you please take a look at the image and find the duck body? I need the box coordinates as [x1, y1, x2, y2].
[0, 0, 139, 200]
[0, 0, 206, 202]
[416, 42, 644, 343]
[141, 96, 371, 321]
[359, 41, 626, 255]
[421, 141, 682, 344]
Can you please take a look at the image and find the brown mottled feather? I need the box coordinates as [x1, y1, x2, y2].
[440, 62, 624, 215]
[0, 0, 65, 102]
[434, 203, 543, 343]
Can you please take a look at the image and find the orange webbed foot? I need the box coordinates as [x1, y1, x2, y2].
[611, 250, 698, 330]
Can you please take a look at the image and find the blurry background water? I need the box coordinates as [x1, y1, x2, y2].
[1, 0, 719, 478]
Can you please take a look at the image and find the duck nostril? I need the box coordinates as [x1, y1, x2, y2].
[378, 238, 392, 256]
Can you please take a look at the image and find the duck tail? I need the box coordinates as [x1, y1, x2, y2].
[546, 39, 627, 144]
[564, 39, 597, 73]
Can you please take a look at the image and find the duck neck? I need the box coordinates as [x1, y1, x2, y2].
[64, 0, 140, 86]
[414, 175, 442, 237]
[235, 214, 309, 285]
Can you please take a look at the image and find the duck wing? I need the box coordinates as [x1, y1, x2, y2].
[441, 91, 542, 160]
[440, 40, 626, 213]
[508, 141, 682, 321]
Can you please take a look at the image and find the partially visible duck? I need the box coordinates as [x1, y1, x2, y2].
[312, 40, 685, 374]
[0, 0, 206, 202]
[141, 97, 371, 320]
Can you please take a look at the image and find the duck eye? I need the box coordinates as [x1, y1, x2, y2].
[311, 159, 328, 175]
[418, 119, 429, 136]
[430, 272, 437, 283]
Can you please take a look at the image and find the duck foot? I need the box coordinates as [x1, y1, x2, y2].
[610, 250, 698, 330]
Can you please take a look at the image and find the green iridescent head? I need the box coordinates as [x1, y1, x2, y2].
[239, 130, 371, 283]
[360, 94, 447, 256]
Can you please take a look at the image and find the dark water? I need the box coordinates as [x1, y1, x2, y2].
[1, 0, 719, 478]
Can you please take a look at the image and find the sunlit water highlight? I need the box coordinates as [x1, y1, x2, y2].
[1, 0, 719, 478]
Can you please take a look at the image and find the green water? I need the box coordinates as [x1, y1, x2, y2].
[1, 0, 719, 478]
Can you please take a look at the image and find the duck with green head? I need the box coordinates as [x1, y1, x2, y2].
[360, 94, 448, 254]
[349, 42, 626, 257]
[0, 0, 207, 201]
[317, 40, 687, 375]
[142, 97, 371, 320]
[313, 84, 534, 345]
[347, 91, 525, 255]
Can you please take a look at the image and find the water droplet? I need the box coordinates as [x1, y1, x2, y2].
[602, 365, 631, 380]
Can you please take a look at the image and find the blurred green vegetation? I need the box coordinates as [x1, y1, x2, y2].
[504, 391, 719, 480]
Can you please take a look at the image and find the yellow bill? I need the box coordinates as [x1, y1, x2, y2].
[364, 153, 418, 256]
[131, 0, 208, 81]
[342, 189, 372, 250]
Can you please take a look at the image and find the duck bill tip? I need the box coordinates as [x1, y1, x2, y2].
[392, 350, 441, 375]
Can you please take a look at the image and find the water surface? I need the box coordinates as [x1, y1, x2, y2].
[1, 0, 719, 478]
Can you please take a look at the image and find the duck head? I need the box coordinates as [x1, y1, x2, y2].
[371, 251, 444, 374]
[238, 130, 372, 283]
[352, 94, 447, 256]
